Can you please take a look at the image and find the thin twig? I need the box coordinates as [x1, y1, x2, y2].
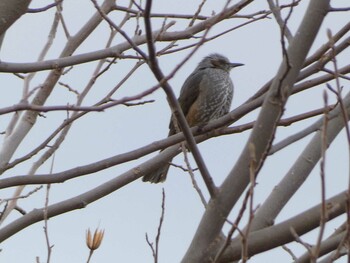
[282, 245, 297, 260]
[327, 28, 350, 262]
[329, 7, 350, 12]
[290, 227, 313, 255]
[145, 234, 156, 260]
[181, 144, 207, 207]
[0, 94, 154, 115]
[0, 61, 145, 174]
[27, 0, 63, 13]
[155, 189, 165, 263]
[188, 0, 207, 27]
[0, 186, 43, 205]
[145, 189, 166, 263]
[44, 154, 56, 263]
[55, 0, 70, 38]
[91, 0, 147, 59]
[7, 4, 60, 139]
[267, 0, 294, 42]
[213, 144, 258, 263]
[311, 91, 329, 261]
[242, 143, 257, 263]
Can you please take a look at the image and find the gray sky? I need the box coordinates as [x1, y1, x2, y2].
[0, 0, 349, 262]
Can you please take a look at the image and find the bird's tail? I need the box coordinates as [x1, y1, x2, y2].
[142, 162, 171, 183]
[143, 129, 176, 183]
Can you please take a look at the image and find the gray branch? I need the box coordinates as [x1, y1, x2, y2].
[181, 1, 331, 262]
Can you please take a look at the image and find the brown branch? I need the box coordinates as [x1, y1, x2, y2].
[143, 0, 217, 196]
[43, 184, 53, 263]
[220, 191, 348, 261]
[213, 146, 258, 262]
[155, 189, 165, 263]
[114, 1, 299, 20]
[0, 61, 147, 174]
[27, 0, 63, 13]
[220, 104, 336, 154]
[0, 3, 135, 222]
[182, 144, 207, 207]
[163, 11, 269, 56]
[91, 0, 148, 59]
[145, 189, 166, 263]
[294, 64, 350, 94]
[294, 231, 348, 263]
[329, 7, 350, 12]
[282, 245, 298, 261]
[0, 97, 263, 189]
[182, 1, 331, 261]
[267, 0, 295, 42]
[0, 0, 254, 73]
[188, 0, 207, 27]
[0, 97, 154, 115]
[246, 26, 350, 103]
[311, 91, 329, 261]
[0, 186, 43, 205]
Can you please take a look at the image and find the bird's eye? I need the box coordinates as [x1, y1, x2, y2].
[211, 59, 225, 67]
[211, 60, 221, 67]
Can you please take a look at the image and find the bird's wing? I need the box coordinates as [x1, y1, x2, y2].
[168, 70, 205, 134]
[178, 70, 204, 117]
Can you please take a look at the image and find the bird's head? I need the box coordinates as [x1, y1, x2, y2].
[198, 53, 244, 72]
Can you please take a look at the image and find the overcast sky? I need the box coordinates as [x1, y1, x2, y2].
[0, 0, 349, 262]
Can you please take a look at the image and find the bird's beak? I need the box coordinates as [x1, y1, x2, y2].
[229, 62, 244, 68]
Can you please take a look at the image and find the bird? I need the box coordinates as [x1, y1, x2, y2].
[143, 53, 243, 183]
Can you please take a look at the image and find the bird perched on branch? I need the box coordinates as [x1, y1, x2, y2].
[143, 53, 243, 183]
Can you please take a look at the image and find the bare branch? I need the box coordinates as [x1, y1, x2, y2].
[0, 0, 254, 73]
[221, 191, 348, 261]
[27, 0, 63, 13]
[143, 0, 217, 196]
[182, 1, 331, 262]
[145, 189, 166, 263]
[267, 0, 294, 42]
[245, 92, 350, 236]
[311, 91, 329, 261]
[329, 7, 350, 12]
[0, 0, 31, 36]
[182, 144, 207, 207]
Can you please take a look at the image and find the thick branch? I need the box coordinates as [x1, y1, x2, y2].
[220, 191, 348, 262]
[144, 0, 217, 196]
[0, 0, 253, 73]
[0, 0, 31, 36]
[0, 96, 263, 189]
[241, 91, 350, 237]
[181, 1, 330, 262]
[0, 0, 116, 171]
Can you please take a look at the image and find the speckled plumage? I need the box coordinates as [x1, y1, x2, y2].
[143, 53, 243, 183]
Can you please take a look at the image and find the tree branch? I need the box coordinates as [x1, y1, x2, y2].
[181, 1, 330, 262]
